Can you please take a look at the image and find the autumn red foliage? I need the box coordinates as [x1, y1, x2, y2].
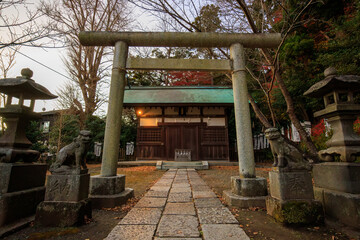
[354, 117, 360, 134]
[273, 9, 282, 24]
[311, 119, 325, 137]
[168, 71, 212, 86]
[312, 118, 360, 136]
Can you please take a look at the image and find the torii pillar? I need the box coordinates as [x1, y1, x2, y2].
[79, 31, 281, 208]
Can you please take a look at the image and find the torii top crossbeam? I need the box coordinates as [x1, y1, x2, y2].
[79, 31, 281, 48]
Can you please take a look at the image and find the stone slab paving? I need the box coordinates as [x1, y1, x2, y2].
[153, 184, 172, 188]
[192, 185, 211, 191]
[105, 225, 156, 240]
[156, 215, 200, 237]
[168, 192, 192, 203]
[193, 190, 217, 199]
[154, 238, 202, 240]
[120, 207, 162, 225]
[197, 207, 239, 224]
[172, 183, 191, 188]
[145, 190, 169, 198]
[105, 168, 250, 240]
[194, 198, 223, 208]
[190, 180, 208, 186]
[150, 186, 171, 192]
[202, 224, 250, 240]
[135, 197, 167, 208]
[163, 202, 196, 215]
[154, 180, 173, 186]
[169, 187, 192, 193]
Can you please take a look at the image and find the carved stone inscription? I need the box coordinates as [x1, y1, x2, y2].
[287, 174, 307, 196]
[269, 170, 314, 200]
[45, 174, 90, 202]
[47, 178, 71, 200]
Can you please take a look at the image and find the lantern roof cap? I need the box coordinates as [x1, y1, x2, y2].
[304, 67, 360, 98]
[0, 68, 57, 100]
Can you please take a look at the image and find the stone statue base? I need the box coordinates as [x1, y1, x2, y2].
[36, 173, 92, 227]
[313, 162, 360, 229]
[223, 176, 267, 208]
[36, 200, 91, 227]
[266, 168, 323, 224]
[0, 163, 47, 227]
[89, 175, 134, 209]
[266, 198, 323, 224]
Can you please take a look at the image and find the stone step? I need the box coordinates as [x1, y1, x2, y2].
[156, 161, 209, 170]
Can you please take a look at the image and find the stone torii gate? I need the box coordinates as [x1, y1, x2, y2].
[79, 31, 281, 207]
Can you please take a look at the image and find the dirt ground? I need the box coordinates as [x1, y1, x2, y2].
[198, 165, 357, 240]
[2, 165, 358, 240]
[3, 166, 165, 240]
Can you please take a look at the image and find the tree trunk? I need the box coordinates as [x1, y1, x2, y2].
[248, 93, 272, 128]
[274, 71, 318, 158]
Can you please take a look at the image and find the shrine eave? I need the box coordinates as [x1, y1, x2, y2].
[123, 86, 234, 107]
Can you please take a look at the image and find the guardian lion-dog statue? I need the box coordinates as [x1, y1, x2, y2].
[265, 128, 311, 170]
[50, 130, 92, 174]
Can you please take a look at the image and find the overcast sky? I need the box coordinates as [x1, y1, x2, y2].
[6, 1, 157, 114]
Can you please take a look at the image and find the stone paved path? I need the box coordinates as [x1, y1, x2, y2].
[105, 169, 249, 240]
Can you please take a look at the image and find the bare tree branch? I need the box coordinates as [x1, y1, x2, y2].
[42, 0, 132, 123]
[0, 0, 56, 49]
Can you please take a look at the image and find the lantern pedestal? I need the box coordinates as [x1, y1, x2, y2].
[313, 162, 360, 228]
[0, 163, 47, 227]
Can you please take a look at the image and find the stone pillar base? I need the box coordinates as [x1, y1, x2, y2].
[0, 163, 47, 227]
[223, 190, 266, 208]
[223, 176, 267, 208]
[36, 199, 92, 227]
[89, 175, 134, 209]
[90, 188, 134, 209]
[266, 197, 323, 224]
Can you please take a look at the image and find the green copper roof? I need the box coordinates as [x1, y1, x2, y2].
[124, 86, 234, 106]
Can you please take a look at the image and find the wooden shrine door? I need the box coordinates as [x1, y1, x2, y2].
[165, 125, 199, 161]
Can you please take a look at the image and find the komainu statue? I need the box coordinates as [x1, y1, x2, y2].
[50, 130, 92, 174]
[265, 128, 311, 170]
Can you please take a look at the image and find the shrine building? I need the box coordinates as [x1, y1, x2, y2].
[123, 86, 234, 161]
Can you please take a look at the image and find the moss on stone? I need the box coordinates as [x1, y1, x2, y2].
[281, 201, 324, 224]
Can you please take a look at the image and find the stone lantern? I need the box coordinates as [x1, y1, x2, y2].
[304, 67, 360, 229]
[0, 68, 57, 228]
[304, 67, 360, 161]
[0, 68, 57, 162]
